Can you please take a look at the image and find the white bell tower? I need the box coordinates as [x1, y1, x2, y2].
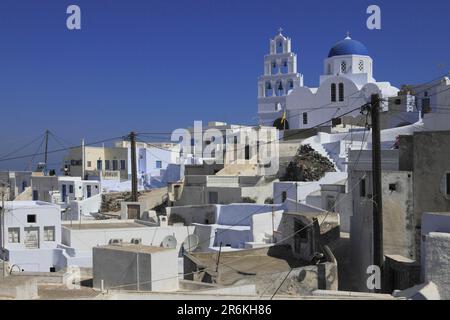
[257, 28, 303, 128]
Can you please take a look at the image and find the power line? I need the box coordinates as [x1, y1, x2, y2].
[0, 133, 46, 161]
[25, 135, 46, 171]
[0, 136, 125, 163]
[270, 268, 294, 300]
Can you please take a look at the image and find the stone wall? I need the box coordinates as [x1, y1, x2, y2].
[413, 131, 450, 260]
[425, 232, 450, 300]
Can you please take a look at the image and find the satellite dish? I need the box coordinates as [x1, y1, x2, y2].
[160, 235, 177, 249]
[182, 234, 199, 253]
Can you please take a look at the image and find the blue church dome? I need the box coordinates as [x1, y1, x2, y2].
[328, 37, 369, 58]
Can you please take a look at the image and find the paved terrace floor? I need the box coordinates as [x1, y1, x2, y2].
[190, 247, 309, 286]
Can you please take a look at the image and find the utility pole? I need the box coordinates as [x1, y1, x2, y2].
[44, 129, 49, 166]
[371, 93, 384, 290]
[129, 132, 138, 202]
[81, 138, 85, 180]
[215, 242, 223, 274]
[136, 252, 140, 291]
[1, 187, 6, 279]
[271, 206, 275, 243]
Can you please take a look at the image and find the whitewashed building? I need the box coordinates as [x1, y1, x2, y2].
[0, 201, 64, 272]
[413, 77, 450, 131]
[115, 140, 182, 189]
[257, 29, 303, 128]
[0, 171, 31, 201]
[53, 177, 102, 220]
[258, 32, 399, 130]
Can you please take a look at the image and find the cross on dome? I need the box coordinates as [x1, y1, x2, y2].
[345, 31, 351, 40]
[278, 27, 283, 35]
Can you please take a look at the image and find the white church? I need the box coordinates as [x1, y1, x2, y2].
[257, 30, 399, 130]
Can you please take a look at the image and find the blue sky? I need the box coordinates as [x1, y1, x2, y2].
[0, 0, 449, 170]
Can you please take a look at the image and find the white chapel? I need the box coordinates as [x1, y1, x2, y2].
[257, 30, 399, 130]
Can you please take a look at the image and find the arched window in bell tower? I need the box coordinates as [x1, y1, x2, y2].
[275, 81, 284, 96]
[271, 61, 278, 75]
[276, 39, 283, 54]
[280, 59, 289, 74]
[288, 79, 294, 89]
[265, 81, 273, 97]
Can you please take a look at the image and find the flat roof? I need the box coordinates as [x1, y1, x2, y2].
[64, 222, 146, 230]
[98, 243, 172, 254]
[189, 246, 307, 286]
[2, 201, 59, 209]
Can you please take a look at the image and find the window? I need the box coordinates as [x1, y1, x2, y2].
[281, 191, 287, 202]
[234, 136, 238, 145]
[265, 81, 273, 97]
[32, 190, 38, 201]
[97, 160, 102, 171]
[327, 64, 331, 75]
[27, 214, 36, 223]
[446, 173, 450, 195]
[155, 161, 162, 169]
[339, 83, 344, 102]
[275, 81, 284, 96]
[44, 226, 55, 241]
[209, 191, 219, 204]
[69, 185, 74, 193]
[112, 160, 118, 171]
[8, 228, 20, 243]
[105, 160, 110, 170]
[275, 102, 281, 111]
[87, 161, 91, 168]
[288, 79, 294, 90]
[359, 60, 364, 72]
[281, 60, 288, 74]
[389, 183, 397, 192]
[332, 117, 342, 126]
[302, 112, 308, 125]
[244, 145, 250, 160]
[120, 160, 126, 170]
[331, 83, 337, 102]
[340, 61, 347, 73]
[276, 40, 283, 54]
[271, 61, 277, 74]
[360, 178, 366, 197]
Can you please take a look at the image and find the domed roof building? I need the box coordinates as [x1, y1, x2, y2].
[328, 36, 369, 58]
[257, 31, 400, 131]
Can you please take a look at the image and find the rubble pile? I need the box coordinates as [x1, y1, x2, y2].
[282, 144, 335, 182]
[101, 192, 139, 212]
